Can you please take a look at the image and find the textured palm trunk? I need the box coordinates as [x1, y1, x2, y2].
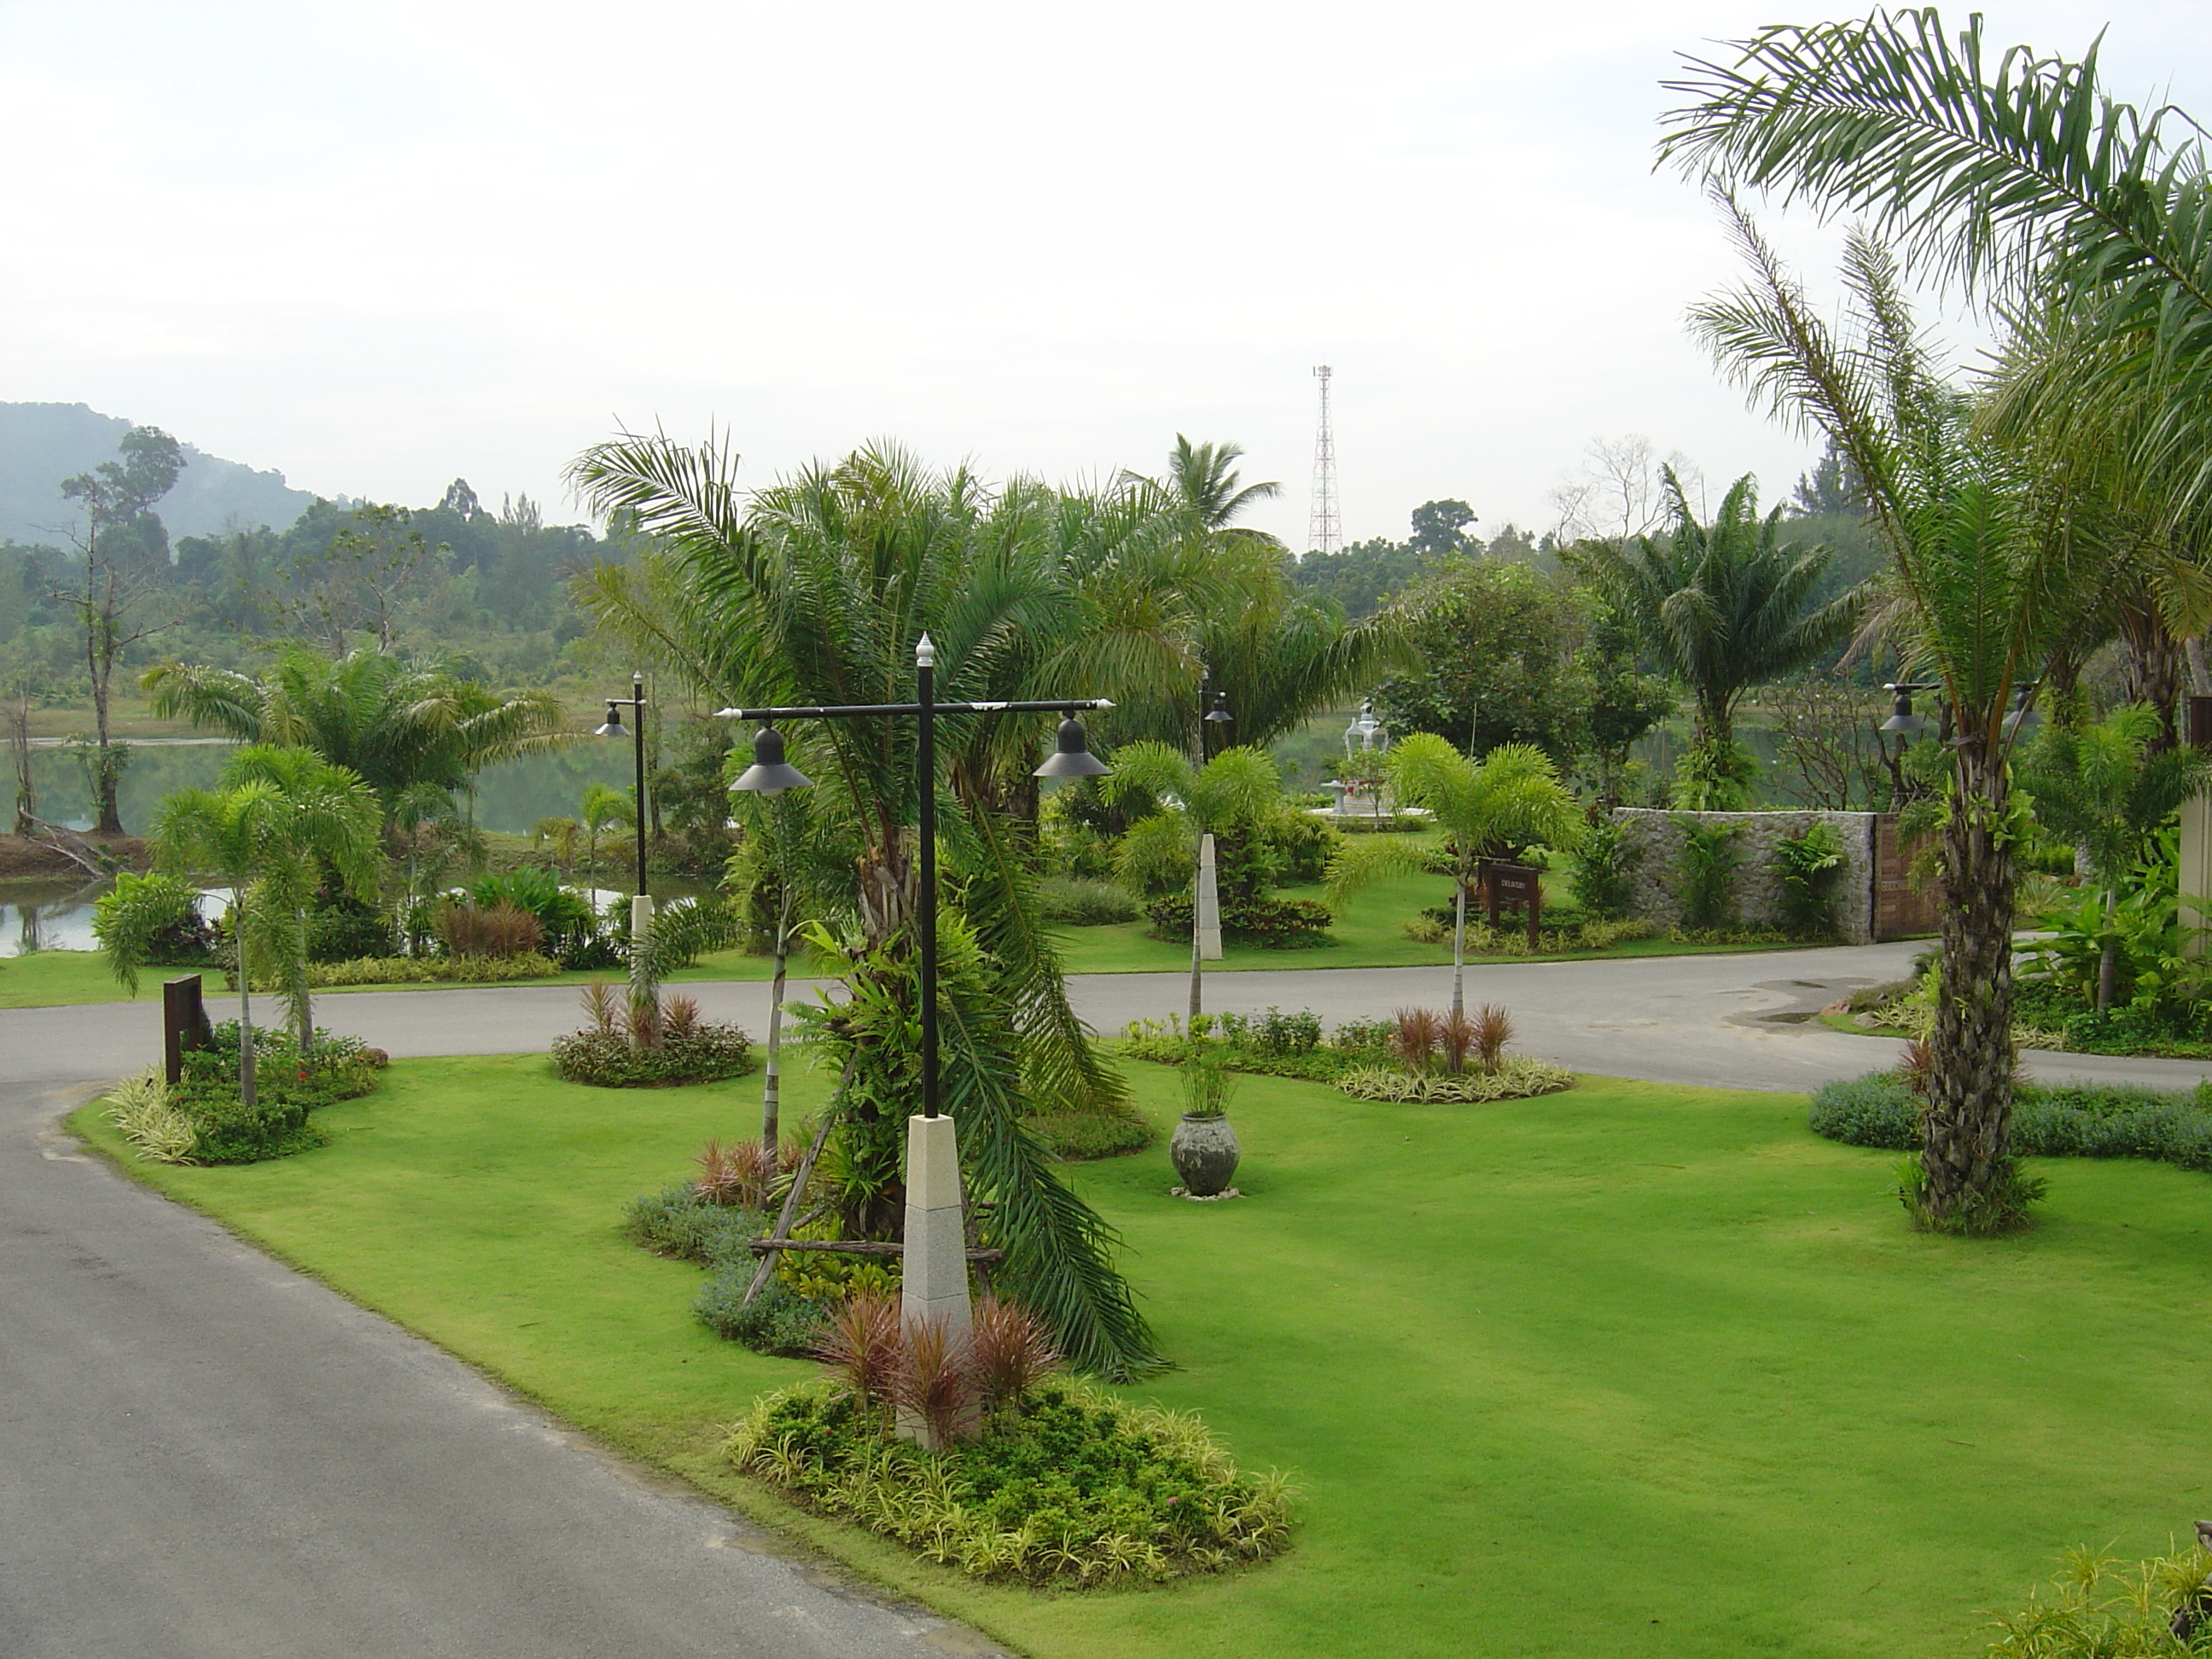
[234, 886, 258, 1110]
[1451, 875, 1468, 1022]
[1918, 750, 2017, 1226]
[762, 891, 792, 1151]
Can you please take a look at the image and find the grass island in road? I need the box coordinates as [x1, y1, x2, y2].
[69, 1051, 2212, 1659]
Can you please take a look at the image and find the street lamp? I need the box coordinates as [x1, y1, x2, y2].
[720, 639, 1110, 1417]
[593, 671, 650, 906]
[720, 637, 1112, 1122]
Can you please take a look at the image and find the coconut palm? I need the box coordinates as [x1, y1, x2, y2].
[142, 646, 572, 828]
[2017, 703, 2212, 1013]
[1324, 735, 1584, 1019]
[1097, 742, 1287, 1017]
[219, 745, 382, 1053]
[568, 434, 1162, 1377]
[116, 746, 379, 1104]
[1576, 469, 1860, 806]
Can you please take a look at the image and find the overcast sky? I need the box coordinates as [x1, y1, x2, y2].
[3, 2, 2208, 548]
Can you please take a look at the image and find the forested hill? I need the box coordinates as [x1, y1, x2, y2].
[0, 402, 314, 545]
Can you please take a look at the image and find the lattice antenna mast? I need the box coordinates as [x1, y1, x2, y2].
[1308, 364, 1341, 556]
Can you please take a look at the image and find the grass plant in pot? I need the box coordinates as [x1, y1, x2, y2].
[1169, 1041, 1241, 1196]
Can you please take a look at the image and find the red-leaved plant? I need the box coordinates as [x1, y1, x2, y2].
[814, 1292, 904, 1412]
[892, 1314, 978, 1448]
[1470, 1004, 1515, 1074]
[969, 1295, 1063, 1415]
[693, 1138, 782, 1209]
[1394, 1006, 1441, 1073]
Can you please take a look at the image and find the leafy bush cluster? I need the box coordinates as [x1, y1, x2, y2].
[1402, 909, 1661, 953]
[1144, 891, 1335, 948]
[1121, 1008, 1388, 1083]
[1674, 818, 1743, 929]
[1983, 1542, 2212, 1657]
[1809, 1070, 2212, 1173]
[727, 1375, 1294, 1585]
[551, 985, 754, 1086]
[92, 872, 221, 968]
[1771, 821, 1846, 939]
[1337, 1057, 1575, 1103]
[1035, 877, 1143, 926]
[1023, 1113, 1155, 1161]
[1569, 818, 1642, 919]
[300, 952, 563, 987]
[109, 1023, 382, 1165]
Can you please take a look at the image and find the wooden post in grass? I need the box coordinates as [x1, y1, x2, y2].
[162, 974, 212, 1086]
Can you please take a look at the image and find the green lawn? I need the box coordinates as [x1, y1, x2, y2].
[69, 1054, 2212, 1658]
[1050, 860, 1803, 974]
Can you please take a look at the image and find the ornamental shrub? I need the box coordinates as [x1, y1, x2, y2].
[1569, 818, 1642, 920]
[1145, 893, 1333, 947]
[1022, 1113, 1155, 1160]
[1673, 818, 1743, 929]
[1336, 1058, 1575, 1103]
[1770, 821, 1846, 940]
[551, 1022, 754, 1086]
[1035, 877, 1142, 926]
[725, 1378, 1295, 1585]
[1810, 1069, 2212, 1173]
[92, 871, 219, 968]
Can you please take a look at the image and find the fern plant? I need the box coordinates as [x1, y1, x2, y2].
[1673, 819, 1743, 930]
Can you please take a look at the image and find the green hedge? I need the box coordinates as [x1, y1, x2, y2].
[1809, 1071, 2212, 1172]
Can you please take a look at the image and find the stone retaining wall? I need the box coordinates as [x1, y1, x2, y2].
[1610, 808, 1877, 945]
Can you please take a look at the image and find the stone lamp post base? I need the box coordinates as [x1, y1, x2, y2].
[898, 1113, 975, 1449]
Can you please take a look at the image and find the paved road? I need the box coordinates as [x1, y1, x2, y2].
[6, 944, 2209, 1657]
[11, 941, 2206, 1096]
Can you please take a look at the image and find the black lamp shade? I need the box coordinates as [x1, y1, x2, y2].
[593, 702, 626, 737]
[729, 725, 813, 795]
[1034, 716, 1110, 778]
[1204, 694, 1234, 725]
[1878, 688, 1925, 736]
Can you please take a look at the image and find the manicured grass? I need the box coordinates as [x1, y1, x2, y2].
[0, 947, 774, 1010]
[70, 1054, 2212, 1658]
[1055, 860, 1806, 975]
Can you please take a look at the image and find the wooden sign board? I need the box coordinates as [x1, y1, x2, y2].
[1479, 860, 1543, 949]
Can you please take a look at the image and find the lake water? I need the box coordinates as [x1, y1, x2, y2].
[20, 739, 641, 838]
[0, 874, 643, 959]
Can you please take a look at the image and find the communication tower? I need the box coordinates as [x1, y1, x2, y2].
[1308, 364, 1341, 556]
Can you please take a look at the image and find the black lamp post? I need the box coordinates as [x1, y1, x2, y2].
[594, 671, 649, 901]
[722, 636, 1109, 1118]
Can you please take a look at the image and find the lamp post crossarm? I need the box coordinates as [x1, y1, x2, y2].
[715, 699, 1112, 721]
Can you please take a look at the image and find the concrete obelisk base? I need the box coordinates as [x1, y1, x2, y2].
[1196, 832, 1223, 961]
[898, 1113, 974, 1448]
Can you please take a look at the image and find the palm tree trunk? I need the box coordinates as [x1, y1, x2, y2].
[762, 894, 791, 1150]
[235, 887, 257, 1110]
[1918, 752, 2018, 1228]
[2096, 888, 2118, 1016]
[296, 905, 314, 1058]
[1451, 872, 1468, 1022]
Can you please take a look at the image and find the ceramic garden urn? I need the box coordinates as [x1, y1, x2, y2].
[1169, 1112, 1240, 1196]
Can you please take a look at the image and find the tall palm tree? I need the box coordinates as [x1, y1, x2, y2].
[1324, 736, 1584, 1019]
[1097, 742, 1286, 1017]
[1683, 207, 2107, 1232]
[1576, 469, 1860, 806]
[143, 646, 572, 828]
[1657, 12, 2212, 1231]
[120, 746, 379, 1104]
[219, 745, 382, 1053]
[568, 434, 1161, 1377]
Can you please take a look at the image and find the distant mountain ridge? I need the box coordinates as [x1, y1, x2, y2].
[0, 402, 317, 547]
